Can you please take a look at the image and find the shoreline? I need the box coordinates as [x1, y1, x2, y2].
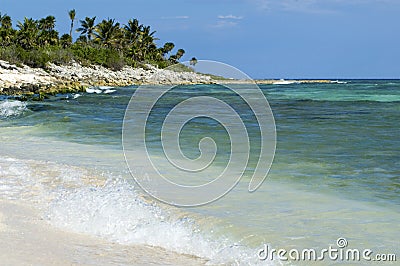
[0, 200, 206, 265]
[0, 60, 214, 97]
[0, 60, 334, 98]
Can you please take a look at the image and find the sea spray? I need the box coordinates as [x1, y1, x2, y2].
[0, 156, 267, 265]
[46, 178, 266, 265]
[0, 100, 27, 119]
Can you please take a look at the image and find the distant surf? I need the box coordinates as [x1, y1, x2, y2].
[86, 86, 117, 94]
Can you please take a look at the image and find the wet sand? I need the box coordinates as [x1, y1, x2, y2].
[0, 200, 206, 265]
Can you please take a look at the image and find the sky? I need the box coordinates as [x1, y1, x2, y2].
[1, 0, 400, 79]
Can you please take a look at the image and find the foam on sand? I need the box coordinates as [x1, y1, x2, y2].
[0, 156, 269, 265]
[0, 200, 207, 265]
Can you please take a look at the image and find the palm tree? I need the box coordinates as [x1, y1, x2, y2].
[162, 42, 175, 57]
[190, 57, 198, 66]
[124, 18, 142, 44]
[76, 16, 96, 41]
[176, 49, 185, 60]
[94, 18, 120, 47]
[38, 16, 58, 46]
[169, 49, 185, 63]
[113, 27, 127, 51]
[136, 25, 157, 61]
[1, 11, 191, 69]
[76, 35, 87, 43]
[141, 25, 156, 40]
[16, 17, 39, 49]
[60, 33, 72, 48]
[68, 9, 76, 39]
[38, 15, 56, 31]
[38, 30, 59, 46]
[0, 13, 12, 29]
[124, 19, 143, 60]
[0, 13, 14, 46]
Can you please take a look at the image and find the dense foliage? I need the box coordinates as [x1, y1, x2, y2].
[0, 10, 190, 70]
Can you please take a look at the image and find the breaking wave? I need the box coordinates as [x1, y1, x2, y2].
[0, 100, 27, 119]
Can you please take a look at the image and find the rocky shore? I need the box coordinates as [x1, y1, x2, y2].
[0, 60, 213, 97]
[0, 60, 334, 98]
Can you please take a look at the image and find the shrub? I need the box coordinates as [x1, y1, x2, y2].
[106, 52, 125, 71]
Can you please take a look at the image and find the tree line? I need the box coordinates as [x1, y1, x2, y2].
[0, 9, 193, 70]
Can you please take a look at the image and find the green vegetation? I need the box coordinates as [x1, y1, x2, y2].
[0, 10, 188, 70]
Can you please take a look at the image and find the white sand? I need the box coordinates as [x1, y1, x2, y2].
[0, 200, 206, 265]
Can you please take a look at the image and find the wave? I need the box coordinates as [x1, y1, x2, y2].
[271, 80, 348, 85]
[330, 80, 348, 84]
[0, 156, 267, 265]
[0, 100, 27, 119]
[86, 86, 117, 94]
[272, 79, 299, 85]
[46, 181, 263, 264]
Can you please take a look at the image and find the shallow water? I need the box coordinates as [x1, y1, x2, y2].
[0, 80, 399, 264]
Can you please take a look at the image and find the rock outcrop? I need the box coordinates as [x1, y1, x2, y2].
[0, 60, 213, 96]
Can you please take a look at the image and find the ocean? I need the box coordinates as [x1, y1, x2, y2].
[0, 80, 399, 265]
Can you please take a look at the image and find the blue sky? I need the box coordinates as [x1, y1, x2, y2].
[1, 0, 400, 79]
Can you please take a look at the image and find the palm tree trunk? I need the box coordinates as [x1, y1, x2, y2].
[70, 21, 73, 39]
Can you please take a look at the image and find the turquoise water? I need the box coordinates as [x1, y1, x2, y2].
[1, 80, 399, 264]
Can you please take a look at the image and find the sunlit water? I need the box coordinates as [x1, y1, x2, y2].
[0, 80, 399, 264]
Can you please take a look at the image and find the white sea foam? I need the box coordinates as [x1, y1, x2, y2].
[273, 79, 298, 85]
[103, 89, 117, 94]
[0, 100, 27, 118]
[0, 156, 270, 265]
[86, 87, 102, 94]
[86, 86, 116, 94]
[46, 180, 267, 265]
[330, 80, 348, 84]
[98, 86, 115, 90]
[72, 93, 82, 99]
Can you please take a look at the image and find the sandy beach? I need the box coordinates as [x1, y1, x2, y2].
[0, 200, 206, 265]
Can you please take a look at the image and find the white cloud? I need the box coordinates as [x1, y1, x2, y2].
[217, 15, 244, 20]
[212, 14, 243, 29]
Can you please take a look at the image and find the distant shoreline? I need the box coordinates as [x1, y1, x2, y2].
[1, 60, 345, 99]
[220, 79, 334, 85]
